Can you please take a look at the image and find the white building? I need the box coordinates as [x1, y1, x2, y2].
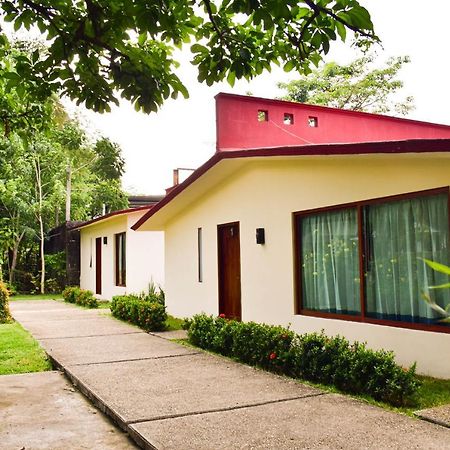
[78, 206, 164, 300]
[132, 94, 450, 378]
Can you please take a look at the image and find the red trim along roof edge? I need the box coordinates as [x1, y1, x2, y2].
[131, 138, 450, 231]
[73, 204, 156, 230]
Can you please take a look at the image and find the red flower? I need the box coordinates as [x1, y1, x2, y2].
[219, 313, 226, 318]
[269, 352, 277, 360]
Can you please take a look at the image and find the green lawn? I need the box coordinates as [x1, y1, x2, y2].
[0, 322, 51, 375]
[410, 376, 450, 411]
[11, 293, 63, 301]
[165, 315, 185, 331]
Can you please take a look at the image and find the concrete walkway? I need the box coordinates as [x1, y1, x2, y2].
[10, 300, 450, 449]
[0, 371, 137, 449]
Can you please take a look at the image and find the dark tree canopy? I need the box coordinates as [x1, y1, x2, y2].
[0, 1, 377, 113]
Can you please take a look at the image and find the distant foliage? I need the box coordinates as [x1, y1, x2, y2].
[62, 286, 98, 308]
[187, 314, 420, 406]
[279, 54, 414, 116]
[44, 252, 66, 293]
[0, 281, 12, 323]
[111, 295, 167, 331]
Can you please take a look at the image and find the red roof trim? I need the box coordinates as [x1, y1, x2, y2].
[74, 204, 156, 230]
[132, 138, 450, 230]
[215, 92, 450, 129]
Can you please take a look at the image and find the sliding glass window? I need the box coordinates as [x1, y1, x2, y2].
[295, 188, 450, 331]
[365, 193, 450, 324]
[300, 208, 360, 315]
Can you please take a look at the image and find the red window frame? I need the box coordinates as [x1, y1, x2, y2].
[293, 186, 450, 334]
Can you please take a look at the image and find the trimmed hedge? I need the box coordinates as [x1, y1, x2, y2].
[187, 314, 420, 406]
[110, 295, 167, 331]
[62, 286, 98, 308]
[0, 281, 12, 323]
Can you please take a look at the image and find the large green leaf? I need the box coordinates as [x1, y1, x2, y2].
[423, 259, 450, 276]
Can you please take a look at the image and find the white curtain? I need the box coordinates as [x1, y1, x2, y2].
[301, 208, 361, 314]
[365, 194, 450, 323]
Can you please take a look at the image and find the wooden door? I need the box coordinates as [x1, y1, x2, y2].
[218, 222, 241, 320]
[95, 237, 102, 295]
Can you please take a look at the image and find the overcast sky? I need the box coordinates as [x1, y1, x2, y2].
[71, 0, 450, 195]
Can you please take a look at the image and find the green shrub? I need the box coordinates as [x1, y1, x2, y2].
[182, 317, 193, 330]
[62, 286, 98, 308]
[45, 252, 66, 292]
[14, 270, 38, 294]
[75, 289, 98, 308]
[110, 295, 167, 331]
[0, 281, 12, 323]
[4, 282, 17, 296]
[62, 286, 79, 303]
[187, 314, 420, 406]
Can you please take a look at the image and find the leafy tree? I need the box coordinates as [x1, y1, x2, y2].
[0, 1, 377, 113]
[0, 135, 35, 285]
[89, 179, 128, 217]
[278, 54, 414, 115]
[0, 37, 53, 137]
[29, 139, 65, 293]
[93, 138, 125, 181]
[0, 52, 128, 292]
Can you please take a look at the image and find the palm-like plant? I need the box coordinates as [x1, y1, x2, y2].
[423, 259, 450, 323]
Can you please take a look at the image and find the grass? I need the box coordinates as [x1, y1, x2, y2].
[11, 293, 62, 301]
[165, 315, 185, 331]
[97, 300, 112, 309]
[174, 337, 450, 417]
[0, 322, 51, 375]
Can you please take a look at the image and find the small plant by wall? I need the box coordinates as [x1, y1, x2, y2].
[187, 314, 420, 407]
[137, 281, 165, 306]
[62, 286, 98, 308]
[110, 295, 167, 331]
[0, 281, 12, 323]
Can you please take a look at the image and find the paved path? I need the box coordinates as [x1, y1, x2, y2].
[10, 300, 450, 449]
[0, 371, 137, 449]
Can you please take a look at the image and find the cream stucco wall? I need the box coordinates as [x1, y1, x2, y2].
[80, 210, 164, 300]
[164, 153, 450, 377]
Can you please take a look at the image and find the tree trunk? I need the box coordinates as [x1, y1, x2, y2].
[33, 156, 46, 294]
[38, 213, 45, 294]
[65, 160, 71, 222]
[8, 230, 25, 286]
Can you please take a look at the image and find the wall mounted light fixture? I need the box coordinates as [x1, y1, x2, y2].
[256, 228, 265, 245]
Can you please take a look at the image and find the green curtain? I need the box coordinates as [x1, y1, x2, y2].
[365, 193, 450, 323]
[301, 208, 361, 314]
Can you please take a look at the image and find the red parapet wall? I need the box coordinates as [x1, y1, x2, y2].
[215, 93, 450, 151]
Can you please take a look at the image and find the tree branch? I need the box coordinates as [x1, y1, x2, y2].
[303, 0, 376, 40]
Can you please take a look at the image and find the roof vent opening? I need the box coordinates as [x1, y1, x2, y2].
[308, 116, 318, 127]
[257, 110, 269, 122]
[284, 113, 294, 125]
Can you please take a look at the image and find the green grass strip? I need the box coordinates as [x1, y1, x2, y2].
[0, 322, 51, 375]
